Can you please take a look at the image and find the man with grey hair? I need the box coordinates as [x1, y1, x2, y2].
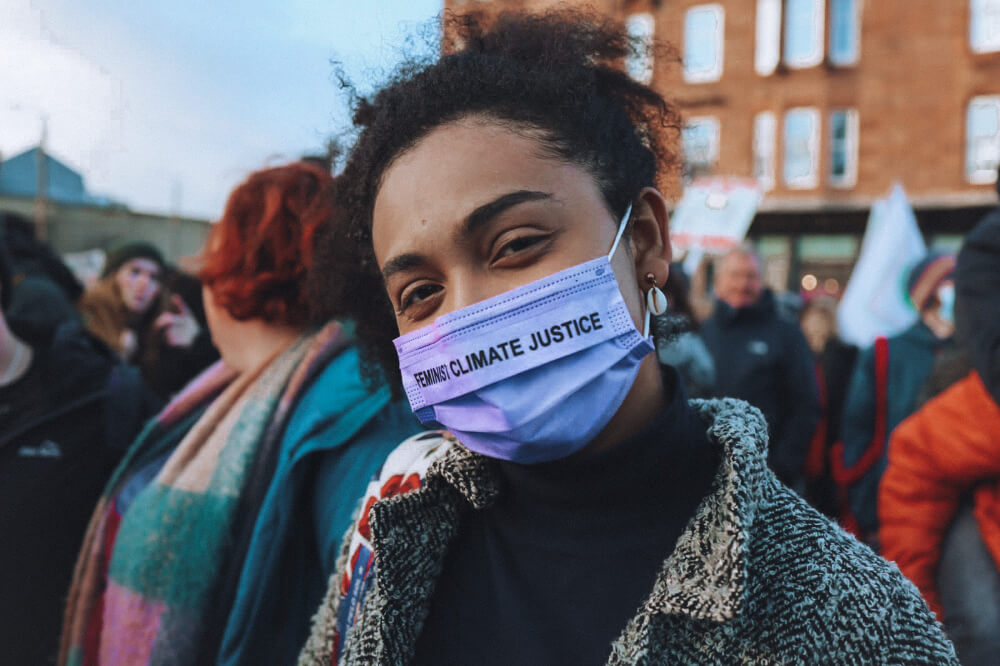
[699, 244, 820, 491]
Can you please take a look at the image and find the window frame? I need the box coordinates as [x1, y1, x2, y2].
[753, 111, 777, 191]
[966, 95, 1000, 185]
[625, 12, 656, 84]
[828, 108, 859, 188]
[828, 0, 860, 66]
[683, 4, 726, 83]
[783, 107, 821, 189]
[755, 0, 782, 76]
[783, 0, 826, 69]
[971, 0, 1000, 54]
[682, 115, 721, 178]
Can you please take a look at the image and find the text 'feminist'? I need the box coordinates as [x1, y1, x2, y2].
[412, 312, 603, 388]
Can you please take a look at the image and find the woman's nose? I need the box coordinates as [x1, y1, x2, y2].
[136, 274, 152, 293]
[449, 272, 496, 313]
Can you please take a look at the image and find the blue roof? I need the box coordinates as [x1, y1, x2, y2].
[0, 147, 109, 206]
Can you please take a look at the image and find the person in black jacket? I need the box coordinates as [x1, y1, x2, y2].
[699, 244, 820, 490]
[0, 244, 160, 666]
[0, 212, 84, 346]
[956, 176, 1000, 409]
[799, 296, 858, 517]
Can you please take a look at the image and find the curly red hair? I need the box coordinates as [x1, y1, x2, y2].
[199, 161, 334, 327]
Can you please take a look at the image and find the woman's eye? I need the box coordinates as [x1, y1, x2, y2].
[400, 283, 442, 312]
[494, 234, 546, 260]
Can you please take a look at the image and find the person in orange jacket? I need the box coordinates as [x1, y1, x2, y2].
[880, 372, 1000, 614]
[880, 201, 1000, 666]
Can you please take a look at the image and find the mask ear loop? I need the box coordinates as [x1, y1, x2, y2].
[606, 203, 667, 339]
[607, 203, 633, 260]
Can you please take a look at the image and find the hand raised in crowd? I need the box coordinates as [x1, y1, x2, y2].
[153, 294, 200, 348]
[119, 329, 138, 360]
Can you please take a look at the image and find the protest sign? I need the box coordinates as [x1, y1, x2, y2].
[669, 177, 762, 257]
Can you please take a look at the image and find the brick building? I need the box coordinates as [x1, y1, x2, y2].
[444, 0, 1000, 292]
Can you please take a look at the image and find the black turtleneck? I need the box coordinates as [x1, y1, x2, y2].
[411, 367, 718, 666]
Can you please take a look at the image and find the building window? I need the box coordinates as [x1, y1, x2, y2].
[684, 5, 725, 83]
[683, 116, 720, 178]
[753, 112, 776, 191]
[829, 0, 860, 65]
[783, 107, 820, 188]
[829, 109, 859, 187]
[971, 0, 1000, 53]
[625, 13, 655, 84]
[783, 0, 825, 68]
[755, 0, 782, 75]
[966, 96, 1000, 184]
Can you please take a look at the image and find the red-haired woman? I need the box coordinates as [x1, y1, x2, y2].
[59, 162, 418, 666]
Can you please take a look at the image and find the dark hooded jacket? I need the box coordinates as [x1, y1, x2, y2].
[956, 207, 1000, 405]
[1, 213, 84, 345]
[0, 321, 160, 665]
[699, 290, 821, 486]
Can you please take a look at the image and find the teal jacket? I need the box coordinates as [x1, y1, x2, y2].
[216, 345, 420, 666]
[840, 321, 951, 533]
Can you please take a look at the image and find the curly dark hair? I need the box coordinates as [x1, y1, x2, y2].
[310, 8, 682, 392]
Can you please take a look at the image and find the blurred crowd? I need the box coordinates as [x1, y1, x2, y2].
[2, 8, 999, 666]
[663, 204, 1000, 664]
[11, 169, 998, 665]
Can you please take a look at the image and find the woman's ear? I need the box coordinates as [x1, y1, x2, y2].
[628, 187, 672, 286]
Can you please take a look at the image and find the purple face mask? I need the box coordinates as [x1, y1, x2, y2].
[394, 204, 655, 463]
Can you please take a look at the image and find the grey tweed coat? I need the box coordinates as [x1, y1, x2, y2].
[300, 398, 958, 665]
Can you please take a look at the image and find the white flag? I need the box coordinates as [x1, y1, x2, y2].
[838, 184, 926, 347]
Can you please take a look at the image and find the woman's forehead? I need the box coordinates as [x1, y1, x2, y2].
[380, 121, 550, 199]
[120, 257, 161, 275]
[372, 120, 601, 239]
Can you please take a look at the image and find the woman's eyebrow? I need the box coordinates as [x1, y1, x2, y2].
[462, 190, 553, 236]
[381, 190, 554, 281]
[381, 252, 428, 281]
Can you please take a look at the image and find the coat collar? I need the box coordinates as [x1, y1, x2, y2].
[640, 398, 770, 622]
[369, 397, 770, 636]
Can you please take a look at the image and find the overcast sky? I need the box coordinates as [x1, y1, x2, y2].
[1, 0, 442, 219]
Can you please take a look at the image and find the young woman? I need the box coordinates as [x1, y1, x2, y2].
[78, 242, 213, 398]
[79, 242, 177, 360]
[300, 10, 956, 666]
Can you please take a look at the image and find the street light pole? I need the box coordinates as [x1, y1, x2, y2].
[7, 103, 51, 242]
[33, 114, 49, 242]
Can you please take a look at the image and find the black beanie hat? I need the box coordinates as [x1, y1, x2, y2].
[101, 241, 165, 279]
[956, 210, 1000, 406]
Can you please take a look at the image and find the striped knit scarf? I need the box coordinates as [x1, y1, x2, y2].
[60, 323, 347, 666]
